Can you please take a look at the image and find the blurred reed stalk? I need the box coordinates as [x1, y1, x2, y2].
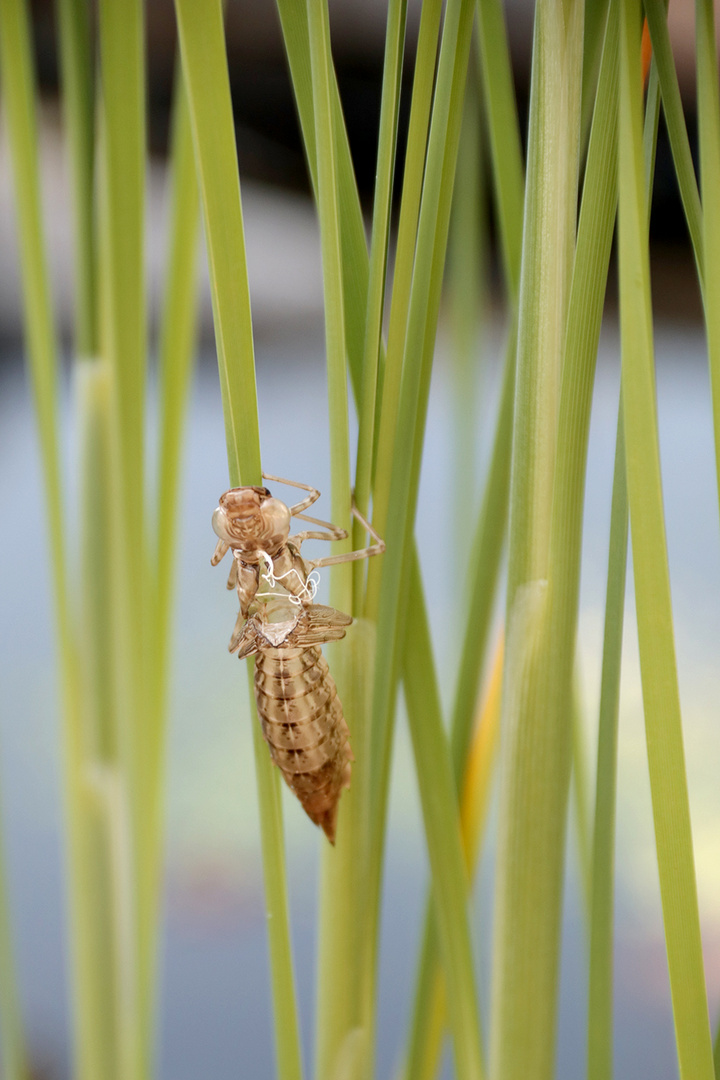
[1, 0, 200, 1077]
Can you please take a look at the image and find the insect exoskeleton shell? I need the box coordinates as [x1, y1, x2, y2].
[212, 486, 291, 559]
[253, 644, 353, 845]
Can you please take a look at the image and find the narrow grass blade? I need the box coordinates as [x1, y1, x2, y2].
[403, 636, 504, 1080]
[96, 5, 151, 1072]
[364, 0, 443, 621]
[448, 61, 486, 508]
[0, 793, 28, 1080]
[696, 0, 720, 507]
[353, 0, 407, 605]
[401, 287, 516, 1080]
[618, 0, 714, 1072]
[154, 72, 200, 714]
[402, 552, 485, 1080]
[475, 0, 525, 300]
[449, 329, 515, 776]
[247, 664, 304, 1080]
[306, 4, 363, 1077]
[274, 0, 370, 403]
[173, 6, 303, 1079]
[315, 620, 375, 1080]
[271, 10, 443, 1079]
[571, 681, 592, 925]
[175, 4, 306, 1075]
[369, 0, 477, 847]
[56, 0, 97, 357]
[366, 0, 477, 1071]
[0, 0, 72, 640]
[581, 0, 611, 138]
[97, 0, 147, 566]
[587, 405, 628, 1080]
[401, 0, 526, 1049]
[307, 0, 352, 604]
[143, 66, 202, 1052]
[0, 6, 109, 1079]
[490, 0, 584, 1074]
[643, 0, 703, 275]
[447, 0, 525, 777]
[174, 0, 261, 486]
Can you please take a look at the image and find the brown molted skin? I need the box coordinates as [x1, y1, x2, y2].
[213, 478, 384, 841]
[254, 645, 353, 844]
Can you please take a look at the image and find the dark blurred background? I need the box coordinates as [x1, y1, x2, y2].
[0, 0, 711, 353]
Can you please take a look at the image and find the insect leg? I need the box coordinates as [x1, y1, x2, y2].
[228, 608, 247, 653]
[306, 504, 385, 569]
[261, 472, 321, 516]
[211, 538, 229, 566]
[226, 558, 238, 590]
[292, 512, 348, 545]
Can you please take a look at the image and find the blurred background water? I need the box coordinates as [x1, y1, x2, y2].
[2, 317, 720, 1078]
[2, 1, 720, 1076]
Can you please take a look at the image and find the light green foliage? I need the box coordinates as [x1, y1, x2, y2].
[3, 0, 720, 1078]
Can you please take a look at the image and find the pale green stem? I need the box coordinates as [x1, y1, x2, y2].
[490, 0, 584, 1077]
[0, 793, 29, 1080]
[174, 6, 303, 1079]
[587, 405, 627, 1080]
[696, 0, 720, 520]
[402, 552, 485, 1080]
[618, 0, 715, 1072]
[56, 0, 97, 357]
[644, 0, 703, 275]
[363, 0, 444, 621]
[352, 0, 407, 607]
[0, 4, 91, 1078]
[365, 1, 477, 1076]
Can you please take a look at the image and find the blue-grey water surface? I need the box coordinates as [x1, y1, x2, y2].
[1, 317, 719, 1079]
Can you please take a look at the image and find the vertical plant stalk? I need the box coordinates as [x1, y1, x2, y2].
[317, 10, 405, 1069]
[353, 0, 407, 605]
[56, 6, 130, 1074]
[0, 816, 26, 1080]
[365, 1, 478, 1076]
[490, 0, 583, 1076]
[643, 0, 702, 274]
[587, 407, 628, 1080]
[445, 0, 525, 779]
[401, 330, 516, 1080]
[364, 0, 444, 621]
[143, 66, 202, 1056]
[696, 0, 720, 505]
[448, 60, 485, 512]
[571, 681, 592, 924]
[174, 4, 303, 1080]
[402, 552, 486, 1080]
[307, 0, 352, 603]
[0, 792, 28, 1080]
[274, 0, 370, 401]
[56, 0, 97, 357]
[76, 360, 126, 1080]
[307, 2, 358, 1077]
[475, 0, 525, 301]
[96, 1, 150, 1073]
[0, 2, 90, 1077]
[618, 0, 714, 1073]
[403, 637, 504, 1080]
[173, 0, 261, 486]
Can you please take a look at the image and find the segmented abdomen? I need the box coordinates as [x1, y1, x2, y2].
[254, 645, 353, 844]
